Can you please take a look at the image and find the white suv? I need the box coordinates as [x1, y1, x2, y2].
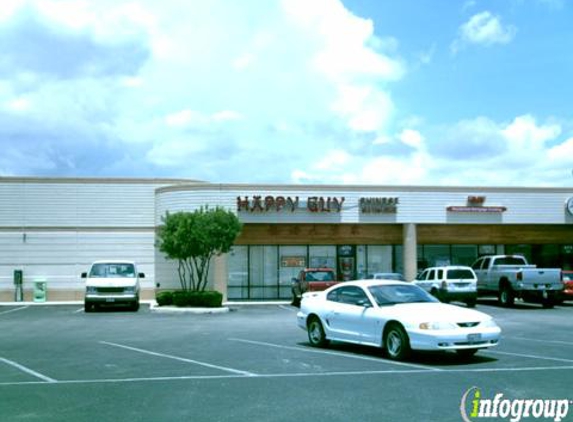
[413, 265, 477, 307]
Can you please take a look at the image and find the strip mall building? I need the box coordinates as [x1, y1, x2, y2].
[1, 177, 572, 302]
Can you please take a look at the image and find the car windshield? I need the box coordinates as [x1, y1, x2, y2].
[89, 263, 136, 278]
[306, 271, 334, 281]
[368, 284, 437, 306]
[446, 269, 474, 279]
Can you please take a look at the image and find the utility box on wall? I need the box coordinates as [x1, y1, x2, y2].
[33, 278, 47, 302]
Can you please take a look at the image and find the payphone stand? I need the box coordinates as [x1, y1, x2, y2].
[14, 269, 23, 302]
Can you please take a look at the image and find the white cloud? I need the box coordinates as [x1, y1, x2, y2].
[502, 115, 561, 152]
[399, 129, 424, 150]
[315, 149, 351, 171]
[452, 11, 516, 53]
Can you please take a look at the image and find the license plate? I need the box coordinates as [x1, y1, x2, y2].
[467, 333, 482, 343]
[106, 298, 116, 303]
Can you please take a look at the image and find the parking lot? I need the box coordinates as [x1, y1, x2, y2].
[1, 300, 572, 422]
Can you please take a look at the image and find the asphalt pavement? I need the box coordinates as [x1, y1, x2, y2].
[0, 299, 572, 422]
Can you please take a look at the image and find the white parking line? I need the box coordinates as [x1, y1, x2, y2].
[508, 337, 573, 347]
[0, 306, 29, 316]
[278, 305, 297, 312]
[228, 338, 442, 372]
[100, 341, 257, 377]
[484, 350, 573, 364]
[1, 365, 573, 387]
[0, 357, 57, 383]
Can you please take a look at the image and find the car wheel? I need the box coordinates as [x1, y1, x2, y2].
[456, 349, 478, 358]
[307, 317, 328, 347]
[499, 284, 515, 307]
[384, 323, 410, 361]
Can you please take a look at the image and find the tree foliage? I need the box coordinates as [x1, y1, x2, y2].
[157, 207, 242, 292]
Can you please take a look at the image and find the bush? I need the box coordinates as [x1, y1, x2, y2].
[171, 290, 223, 308]
[156, 291, 174, 306]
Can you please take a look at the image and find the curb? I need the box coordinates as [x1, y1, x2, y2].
[149, 302, 230, 314]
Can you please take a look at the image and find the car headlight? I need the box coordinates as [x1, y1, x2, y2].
[419, 321, 458, 330]
[480, 319, 498, 328]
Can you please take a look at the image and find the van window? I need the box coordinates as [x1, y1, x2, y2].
[90, 263, 136, 278]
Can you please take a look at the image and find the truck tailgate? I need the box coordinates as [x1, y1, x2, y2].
[521, 269, 562, 288]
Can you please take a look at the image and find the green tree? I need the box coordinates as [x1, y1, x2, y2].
[157, 207, 242, 292]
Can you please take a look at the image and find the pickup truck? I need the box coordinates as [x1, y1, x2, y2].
[291, 268, 338, 307]
[471, 255, 563, 308]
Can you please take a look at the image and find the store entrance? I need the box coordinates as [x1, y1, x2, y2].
[337, 245, 357, 281]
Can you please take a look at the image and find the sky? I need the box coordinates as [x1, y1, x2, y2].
[0, 0, 572, 187]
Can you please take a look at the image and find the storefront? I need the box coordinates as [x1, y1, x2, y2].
[1, 178, 572, 302]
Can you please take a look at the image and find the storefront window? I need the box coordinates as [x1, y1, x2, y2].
[505, 245, 532, 262]
[249, 246, 278, 299]
[228, 246, 248, 300]
[451, 245, 478, 266]
[279, 245, 307, 299]
[356, 245, 367, 279]
[422, 245, 451, 267]
[367, 245, 393, 276]
[309, 246, 336, 269]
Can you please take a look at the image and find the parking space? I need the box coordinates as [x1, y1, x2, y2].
[0, 301, 572, 421]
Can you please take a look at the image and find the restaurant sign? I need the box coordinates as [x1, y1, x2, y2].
[237, 196, 345, 213]
[447, 196, 507, 213]
[359, 197, 399, 213]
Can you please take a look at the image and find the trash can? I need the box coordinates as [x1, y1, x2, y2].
[33, 278, 47, 302]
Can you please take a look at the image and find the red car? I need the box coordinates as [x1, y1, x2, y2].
[561, 271, 573, 302]
[291, 268, 338, 307]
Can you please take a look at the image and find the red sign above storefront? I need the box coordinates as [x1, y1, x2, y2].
[447, 196, 507, 213]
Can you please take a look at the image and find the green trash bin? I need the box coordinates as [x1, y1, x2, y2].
[33, 278, 47, 302]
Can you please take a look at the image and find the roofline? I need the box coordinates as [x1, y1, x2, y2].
[0, 176, 571, 193]
[156, 182, 573, 195]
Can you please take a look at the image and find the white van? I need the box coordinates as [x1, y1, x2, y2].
[82, 261, 144, 312]
[413, 265, 477, 307]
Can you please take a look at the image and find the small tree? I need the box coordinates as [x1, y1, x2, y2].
[157, 207, 242, 292]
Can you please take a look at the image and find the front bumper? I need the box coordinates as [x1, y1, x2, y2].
[408, 326, 501, 351]
[85, 292, 139, 305]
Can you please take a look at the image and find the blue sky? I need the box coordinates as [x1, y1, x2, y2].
[0, 0, 571, 186]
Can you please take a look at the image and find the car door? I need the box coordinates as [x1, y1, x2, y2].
[326, 286, 377, 344]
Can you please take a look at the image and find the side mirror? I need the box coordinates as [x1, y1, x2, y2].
[138, 273, 145, 278]
[81, 272, 87, 278]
